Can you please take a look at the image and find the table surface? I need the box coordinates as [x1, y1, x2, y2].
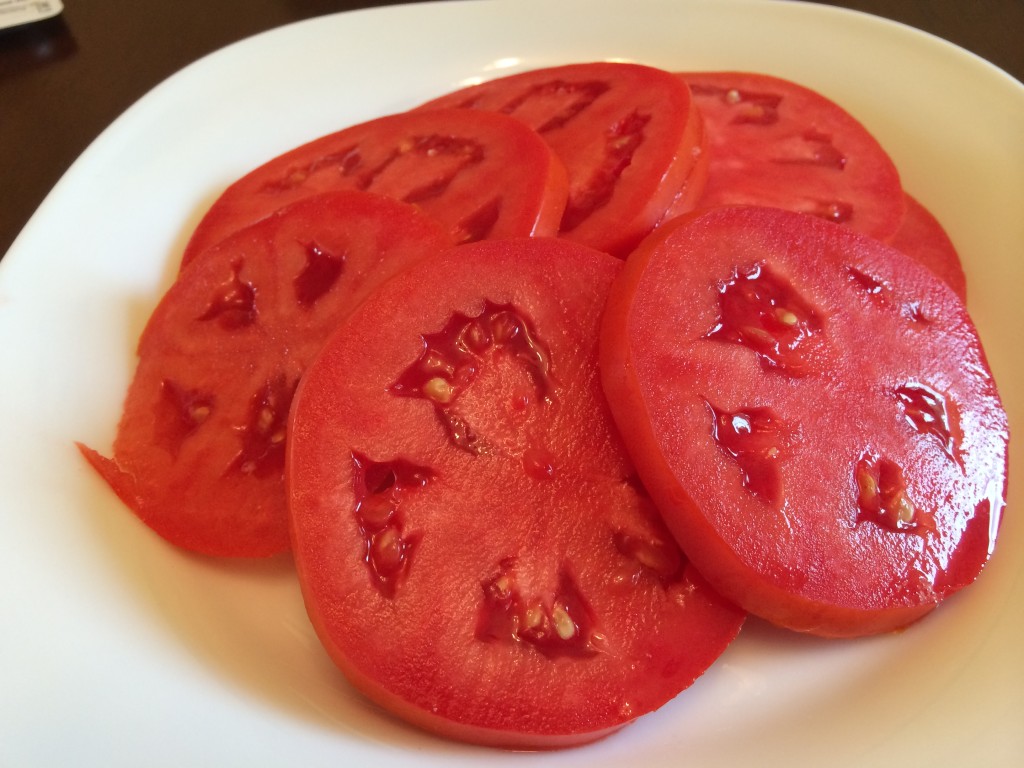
[2, 0, 1022, 261]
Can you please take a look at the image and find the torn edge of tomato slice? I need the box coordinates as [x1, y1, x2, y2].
[80, 191, 453, 558]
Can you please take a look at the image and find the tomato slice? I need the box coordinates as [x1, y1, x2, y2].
[79, 191, 452, 557]
[888, 193, 967, 300]
[418, 62, 705, 257]
[600, 205, 1008, 638]
[180, 108, 567, 265]
[676, 71, 906, 240]
[287, 237, 744, 748]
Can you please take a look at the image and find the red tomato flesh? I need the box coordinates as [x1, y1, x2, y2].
[676, 71, 906, 240]
[418, 62, 705, 257]
[600, 205, 1008, 637]
[180, 108, 567, 265]
[888, 193, 967, 300]
[80, 191, 452, 557]
[287, 237, 744, 748]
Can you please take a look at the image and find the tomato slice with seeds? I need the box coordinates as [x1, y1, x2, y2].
[79, 191, 452, 557]
[600, 205, 1008, 638]
[179, 108, 567, 265]
[675, 71, 906, 240]
[888, 193, 967, 300]
[287, 237, 744, 748]
[418, 62, 705, 257]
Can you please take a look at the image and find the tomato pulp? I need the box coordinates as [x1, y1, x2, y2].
[80, 191, 452, 557]
[180, 108, 568, 265]
[419, 62, 706, 257]
[600, 205, 1008, 637]
[287, 237, 744, 747]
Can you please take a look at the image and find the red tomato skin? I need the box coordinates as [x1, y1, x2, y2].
[287, 237, 744, 747]
[888, 193, 967, 300]
[418, 62, 706, 257]
[677, 71, 906, 240]
[180, 108, 568, 265]
[600, 205, 1008, 638]
[83, 191, 452, 557]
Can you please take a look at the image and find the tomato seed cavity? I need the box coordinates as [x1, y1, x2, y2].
[691, 83, 782, 126]
[452, 197, 501, 243]
[896, 382, 957, 461]
[706, 262, 821, 374]
[293, 242, 345, 308]
[259, 146, 362, 194]
[560, 110, 651, 233]
[156, 379, 214, 457]
[226, 375, 296, 478]
[707, 401, 785, 507]
[390, 301, 553, 455]
[475, 560, 600, 658]
[846, 266, 930, 324]
[497, 79, 610, 134]
[351, 452, 433, 597]
[855, 452, 934, 534]
[197, 259, 257, 329]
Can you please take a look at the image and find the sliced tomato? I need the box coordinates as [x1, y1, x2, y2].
[180, 108, 567, 265]
[676, 71, 906, 240]
[418, 62, 705, 257]
[600, 205, 1007, 638]
[79, 191, 452, 557]
[888, 193, 967, 300]
[287, 237, 744, 748]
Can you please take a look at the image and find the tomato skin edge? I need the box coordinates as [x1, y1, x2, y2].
[294, 592, 628, 750]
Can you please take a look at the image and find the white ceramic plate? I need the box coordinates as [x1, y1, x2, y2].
[2, 1, 1021, 765]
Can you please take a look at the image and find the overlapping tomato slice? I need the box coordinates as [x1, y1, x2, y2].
[80, 191, 451, 557]
[180, 108, 567, 265]
[888, 193, 967, 300]
[676, 71, 906, 241]
[419, 62, 707, 257]
[287, 237, 744, 747]
[600, 205, 1007, 637]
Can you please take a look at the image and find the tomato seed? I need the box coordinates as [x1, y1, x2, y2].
[423, 377, 454, 404]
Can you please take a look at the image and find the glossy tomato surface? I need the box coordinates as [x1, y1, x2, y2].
[419, 62, 704, 257]
[676, 71, 906, 240]
[80, 191, 451, 557]
[181, 108, 567, 264]
[287, 237, 744, 748]
[601, 205, 1008, 638]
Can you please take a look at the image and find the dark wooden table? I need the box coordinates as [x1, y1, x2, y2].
[2, 0, 1022, 260]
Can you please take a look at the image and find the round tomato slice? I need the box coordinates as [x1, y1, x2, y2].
[79, 191, 452, 557]
[287, 238, 744, 748]
[418, 62, 705, 257]
[600, 205, 1008, 638]
[676, 71, 906, 240]
[888, 193, 967, 300]
[180, 108, 567, 265]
